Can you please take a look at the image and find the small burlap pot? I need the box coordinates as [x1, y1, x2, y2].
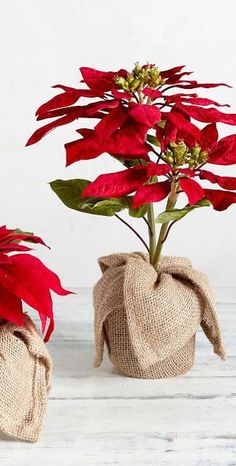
[0, 314, 52, 442]
[94, 253, 225, 379]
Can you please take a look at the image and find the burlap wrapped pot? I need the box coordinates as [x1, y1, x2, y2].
[94, 253, 225, 379]
[0, 314, 52, 442]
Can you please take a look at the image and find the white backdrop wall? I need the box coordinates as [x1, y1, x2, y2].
[1, 0, 236, 287]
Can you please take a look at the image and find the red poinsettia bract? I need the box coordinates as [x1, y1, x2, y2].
[0, 226, 72, 341]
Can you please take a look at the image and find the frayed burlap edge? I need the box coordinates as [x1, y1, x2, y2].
[0, 315, 52, 442]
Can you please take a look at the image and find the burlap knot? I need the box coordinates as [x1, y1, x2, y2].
[0, 314, 52, 442]
[93, 253, 225, 379]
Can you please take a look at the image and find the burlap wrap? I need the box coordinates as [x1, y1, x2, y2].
[0, 314, 52, 442]
[94, 253, 225, 379]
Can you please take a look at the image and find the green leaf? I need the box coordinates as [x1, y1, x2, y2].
[14, 228, 34, 236]
[156, 198, 211, 224]
[50, 179, 129, 216]
[147, 134, 160, 147]
[127, 200, 147, 218]
[157, 119, 166, 129]
[112, 156, 141, 167]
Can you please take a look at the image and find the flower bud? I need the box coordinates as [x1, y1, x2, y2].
[198, 150, 208, 164]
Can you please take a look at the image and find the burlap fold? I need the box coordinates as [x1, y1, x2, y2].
[94, 253, 225, 379]
[0, 314, 52, 442]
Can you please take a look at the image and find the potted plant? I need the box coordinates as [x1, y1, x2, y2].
[0, 226, 71, 441]
[27, 62, 236, 378]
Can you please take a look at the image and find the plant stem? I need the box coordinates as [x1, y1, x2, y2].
[115, 214, 149, 253]
[147, 203, 156, 263]
[152, 182, 178, 268]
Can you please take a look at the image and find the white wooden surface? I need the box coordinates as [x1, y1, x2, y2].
[0, 287, 236, 466]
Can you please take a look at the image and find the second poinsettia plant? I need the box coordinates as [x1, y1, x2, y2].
[27, 62, 236, 267]
[0, 225, 71, 341]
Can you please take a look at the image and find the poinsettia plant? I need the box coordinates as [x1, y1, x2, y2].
[0, 225, 71, 341]
[27, 63, 236, 267]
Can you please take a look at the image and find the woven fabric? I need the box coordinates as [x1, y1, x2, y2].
[93, 253, 225, 379]
[0, 314, 52, 442]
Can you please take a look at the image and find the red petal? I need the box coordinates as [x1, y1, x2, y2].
[200, 170, 236, 190]
[155, 126, 164, 151]
[163, 119, 179, 147]
[147, 162, 171, 177]
[66, 119, 151, 166]
[43, 318, 55, 343]
[85, 100, 119, 116]
[1, 232, 48, 248]
[200, 123, 218, 151]
[0, 225, 14, 237]
[133, 181, 171, 207]
[36, 90, 82, 117]
[0, 258, 53, 324]
[177, 104, 236, 125]
[0, 244, 32, 253]
[0, 254, 71, 340]
[82, 165, 149, 198]
[179, 178, 204, 205]
[161, 65, 186, 79]
[80, 67, 127, 92]
[36, 105, 101, 121]
[179, 97, 229, 107]
[28, 101, 120, 146]
[179, 168, 195, 177]
[106, 120, 150, 159]
[0, 285, 23, 326]
[165, 93, 198, 104]
[164, 111, 201, 140]
[95, 105, 127, 140]
[26, 114, 78, 146]
[52, 85, 101, 97]
[204, 189, 236, 211]
[208, 135, 236, 165]
[169, 80, 231, 90]
[112, 89, 132, 100]
[0, 253, 11, 265]
[129, 103, 161, 127]
[143, 88, 162, 100]
[65, 133, 102, 166]
[164, 72, 193, 85]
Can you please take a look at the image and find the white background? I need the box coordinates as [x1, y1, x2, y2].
[1, 0, 236, 287]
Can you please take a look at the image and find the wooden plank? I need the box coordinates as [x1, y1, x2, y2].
[0, 399, 236, 465]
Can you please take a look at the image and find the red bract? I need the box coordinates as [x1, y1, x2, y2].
[0, 226, 72, 341]
[200, 170, 236, 190]
[176, 103, 236, 125]
[82, 165, 149, 198]
[35, 87, 102, 117]
[163, 110, 201, 141]
[65, 119, 151, 166]
[133, 181, 171, 207]
[80, 67, 128, 92]
[82, 162, 172, 199]
[204, 189, 236, 211]
[128, 103, 161, 127]
[175, 97, 230, 108]
[208, 135, 236, 165]
[179, 177, 204, 205]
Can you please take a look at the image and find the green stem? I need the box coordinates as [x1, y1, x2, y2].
[152, 182, 178, 268]
[115, 214, 150, 253]
[147, 203, 156, 263]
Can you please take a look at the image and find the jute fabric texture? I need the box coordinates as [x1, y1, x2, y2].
[0, 315, 52, 442]
[94, 253, 225, 379]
